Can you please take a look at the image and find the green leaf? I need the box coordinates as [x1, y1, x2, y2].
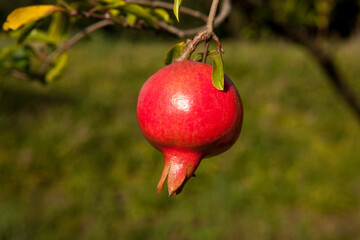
[48, 11, 70, 42]
[16, 21, 39, 44]
[153, 8, 172, 24]
[45, 53, 68, 83]
[209, 49, 224, 91]
[11, 47, 31, 73]
[173, 0, 182, 22]
[109, 9, 120, 17]
[0, 46, 18, 62]
[126, 13, 137, 26]
[99, 0, 125, 6]
[163, 42, 186, 65]
[120, 4, 158, 29]
[27, 29, 58, 45]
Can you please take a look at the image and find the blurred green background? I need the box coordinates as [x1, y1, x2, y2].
[1, 0, 360, 239]
[0, 34, 359, 239]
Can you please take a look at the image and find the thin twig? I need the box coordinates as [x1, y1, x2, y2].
[206, 0, 220, 32]
[11, 70, 32, 81]
[38, 19, 113, 75]
[202, 40, 210, 63]
[211, 33, 223, 51]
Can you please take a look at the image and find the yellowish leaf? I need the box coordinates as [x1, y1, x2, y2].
[173, 0, 183, 22]
[3, 5, 64, 31]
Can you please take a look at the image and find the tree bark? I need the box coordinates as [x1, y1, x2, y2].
[234, 0, 360, 121]
[267, 22, 360, 121]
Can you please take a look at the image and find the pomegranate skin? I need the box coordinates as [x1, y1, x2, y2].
[137, 60, 243, 196]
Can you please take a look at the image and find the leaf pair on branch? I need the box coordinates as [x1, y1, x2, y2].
[164, 41, 225, 90]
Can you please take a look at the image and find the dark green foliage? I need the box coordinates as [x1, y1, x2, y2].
[234, 0, 360, 39]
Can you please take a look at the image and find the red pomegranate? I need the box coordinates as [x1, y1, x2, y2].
[137, 60, 243, 196]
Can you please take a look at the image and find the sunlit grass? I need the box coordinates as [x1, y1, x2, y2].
[0, 34, 359, 240]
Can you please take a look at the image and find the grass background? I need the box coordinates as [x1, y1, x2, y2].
[0, 35, 359, 239]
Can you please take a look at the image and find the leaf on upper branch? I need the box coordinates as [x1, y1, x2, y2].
[126, 13, 137, 26]
[45, 53, 68, 83]
[16, 21, 39, 44]
[110, 9, 120, 17]
[173, 0, 183, 22]
[48, 11, 70, 42]
[119, 4, 158, 29]
[164, 41, 186, 65]
[0, 46, 17, 63]
[152, 8, 172, 24]
[208, 48, 224, 91]
[3, 5, 64, 31]
[11, 18, 53, 45]
[8, 47, 31, 73]
[99, 0, 126, 7]
[174, 0, 182, 22]
[27, 29, 58, 45]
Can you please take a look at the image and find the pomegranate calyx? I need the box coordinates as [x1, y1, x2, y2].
[157, 150, 202, 197]
[156, 159, 171, 194]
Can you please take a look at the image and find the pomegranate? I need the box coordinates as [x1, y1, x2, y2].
[136, 60, 243, 196]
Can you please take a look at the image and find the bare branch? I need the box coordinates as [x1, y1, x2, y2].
[236, 0, 360, 120]
[267, 22, 360, 120]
